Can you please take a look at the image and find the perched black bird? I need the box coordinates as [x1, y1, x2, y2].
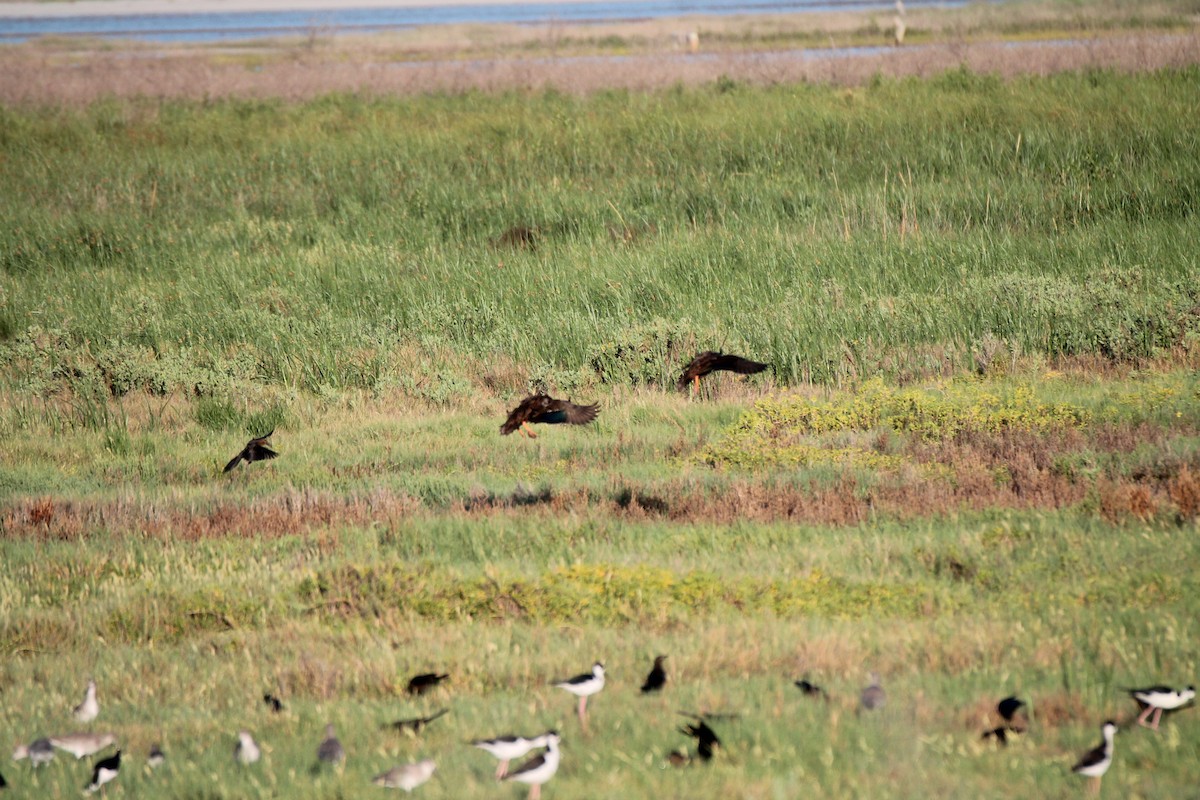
[794, 678, 828, 700]
[501, 394, 600, 437]
[223, 431, 278, 473]
[406, 673, 449, 696]
[85, 750, 120, 794]
[677, 712, 722, 762]
[263, 693, 285, 713]
[383, 708, 450, 734]
[641, 655, 668, 693]
[677, 351, 769, 393]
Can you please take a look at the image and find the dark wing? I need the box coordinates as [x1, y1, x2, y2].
[246, 442, 279, 463]
[504, 750, 547, 780]
[710, 354, 769, 376]
[223, 448, 247, 473]
[981, 726, 1008, 745]
[548, 399, 599, 426]
[1072, 743, 1106, 772]
[501, 394, 551, 435]
[997, 696, 1025, 721]
[677, 352, 720, 390]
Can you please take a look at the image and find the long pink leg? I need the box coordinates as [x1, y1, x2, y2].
[1136, 705, 1155, 727]
[496, 760, 509, 779]
[529, 784, 541, 800]
[1151, 707, 1163, 730]
[578, 696, 589, 733]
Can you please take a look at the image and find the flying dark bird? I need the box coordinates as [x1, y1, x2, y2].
[997, 696, 1026, 726]
[383, 708, 450, 735]
[641, 655, 668, 693]
[85, 750, 120, 794]
[1072, 721, 1116, 795]
[263, 693, 285, 713]
[794, 678, 828, 700]
[677, 713, 721, 762]
[406, 673, 449, 696]
[981, 726, 1010, 746]
[223, 431, 278, 473]
[1125, 685, 1196, 730]
[676, 351, 768, 394]
[501, 394, 599, 438]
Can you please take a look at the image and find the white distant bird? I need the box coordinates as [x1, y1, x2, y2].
[317, 723, 345, 765]
[554, 662, 605, 733]
[148, 743, 166, 768]
[371, 759, 436, 791]
[472, 732, 548, 778]
[234, 730, 261, 765]
[503, 731, 560, 800]
[1072, 721, 1117, 795]
[74, 679, 99, 723]
[49, 733, 116, 760]
[12, 738, 56, 766]
[860, 672, 886, 712]
[85, 750, 120, 794]
[1126, 685, 1195, 730]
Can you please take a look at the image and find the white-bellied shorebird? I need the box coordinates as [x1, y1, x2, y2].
[1125, 685, 1195, 730]
[317, 723, 345, 765]
[472, 732, 548, 779]
[49, 733, 116, 760]
[73, 679, 99, 723]
[234, 730, 261, 765]
[148, 743, 165, 768]
[12, 738, 55, 766]
[641, 655, 668, 693]
[860, 672, 885, 712]
[554, 663, 605, 733]
[371, 759, 436, 791]
[1072, 721, 1116, 795]
[85, 750, 120, 794]
[406, 673, 449, 696]
[503, 731, 560, 800]
[384, 709, 449, 735]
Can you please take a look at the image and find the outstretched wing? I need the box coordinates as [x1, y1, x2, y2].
[501, 394, 550, 435]
[558, 400, 599, 426]
[711, 354, 769, 376]
[677, 352, 720, 390]
[246, 443, 279, 463]
[223, 448, 247, 473]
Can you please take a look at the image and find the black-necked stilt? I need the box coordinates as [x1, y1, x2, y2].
[554, 663, 605, 733]
[385, 709, 450, 735]
[1072, 721, 1116, 795]
[235, 730, 261, 765]
[148, 743, 165, 768]
[406, 673, 449, 696]
[641, 656, 668, 693]
[1125, 685, 1195, 730]
[12, 738, 55, 766]
[472, 732, 548, 779]
[794, 678, 828, 700]
[500, 395, 600, 438]
[224, 431, 278, 473]
[73, 679, 99, 723]
[503, 731, 560, 800]
[49, 733, 116, 760]
[263, 693, 285, 713]
[677, 713, 721, 762]
[372, 759, 436, 791]
[860, 672, 885, 712]
[677, 352, 770, 395]
[317, 723, 344, 765]
[85, 750, 120, 794]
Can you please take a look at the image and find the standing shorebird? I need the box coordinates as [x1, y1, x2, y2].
[223, 430, 278, 473]
[148, 743, 166, 768]
[860, 672, 886, 712]
[503, 731, 560, 800]
[12, 738, 55, 767]
[407, 673, 450, 696]
[372, 759, 436, 791]
[316, 723, 345, 766]
[554, 663, 606, 733]
[677, 352, 769, 395]
[234, 730, 261, 765]
[472, 732, 548, 779]
[85, 750, 120, 794]
[1072, 721, 1117, 795]
[641, 655, 668, 694]
[49, 733, 116, 760]
[1125, 685, 1195, 730]
[501, 394, 600, 438]
[74, 679, 99, 723]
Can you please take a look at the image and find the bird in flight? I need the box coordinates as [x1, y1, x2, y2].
[384, 709, 450, 735]
[407, 673, 450, 696]
[224, 431, 278, 473]
[500, 394, 599, 438]
[677, 352, 768, 394]
[677, 712, 722, 762]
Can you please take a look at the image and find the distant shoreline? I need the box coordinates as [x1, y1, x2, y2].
[0, 0, 594, 18]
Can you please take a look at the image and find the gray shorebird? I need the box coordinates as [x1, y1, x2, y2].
[472, 732, 548, 779]
[73, 679, 99, 723]
[12, 738, 55, 766]
[503, 731, 560, 800]
[1125, 685, 1195, 730]
[371, 759, 436, 791]
[85, 750, 120, 794]
[501, 394, 599, 438]
[223, 431, 278, 473]
[1072, 721, 1117, 795]
[860, 672, 885, 712]
[554, 663, 605, 733]
[234, 730, 260, 765]
[316, 723, 344, 765]
[641, 655, 668, 693]
[49, 733, 116, 760]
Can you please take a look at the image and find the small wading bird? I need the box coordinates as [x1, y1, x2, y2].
[74, 679, 99, 723]
[406, 673, 449, 696]
[316, 723, 344, 766]
[372, 759, 436, 791]
[677, 352, 769, 395]
[982, 695, 1028, 745]
[223, 430, 278, 473]
[384, 709, 449, 735]
[85, 750, 120, 794]
[12, 738, 55, 767]
[641, 655, 668, 694]
[472, 732, 547, 779]
[1125, 685, 1195, 730]
[49, 733, 116, 760]
[501, 394, 599, 438]
[554, 663, 605, 733]
[502, 731, 560, 800]
[1072, 721, 1116, 795]
[234, 730, 260, 765]
[677, 712, 721, 762]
